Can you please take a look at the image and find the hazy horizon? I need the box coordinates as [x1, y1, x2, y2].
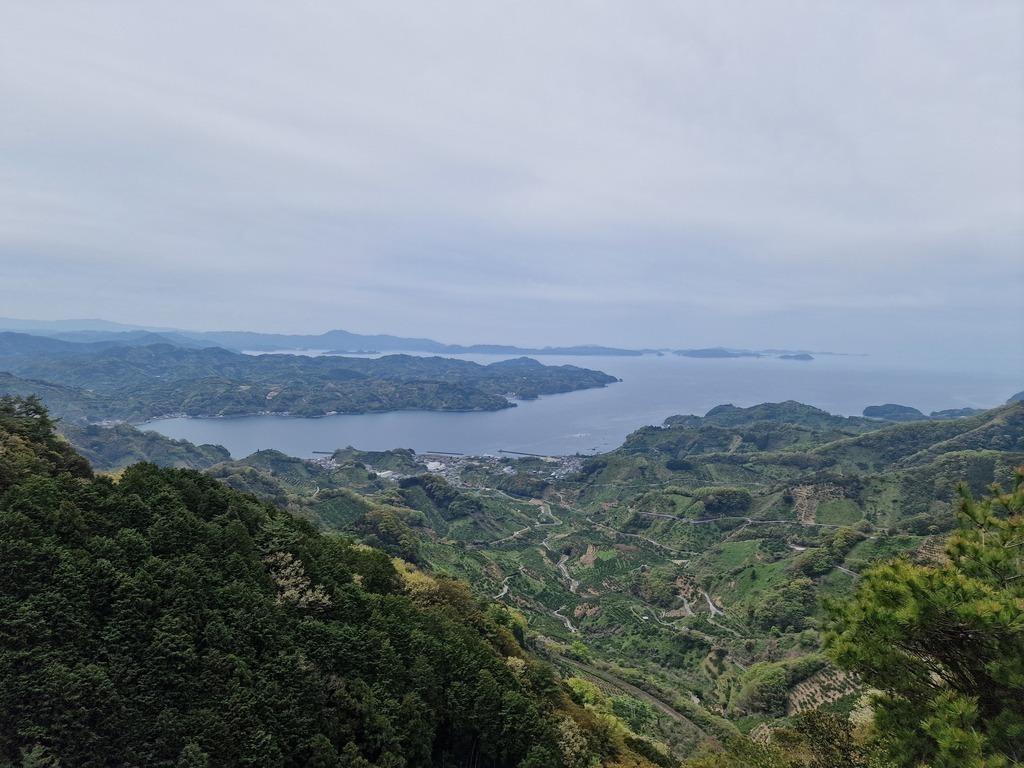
[3, 2, 1022, 370]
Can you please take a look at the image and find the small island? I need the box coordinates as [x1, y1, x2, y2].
[674, 347, 762, 358]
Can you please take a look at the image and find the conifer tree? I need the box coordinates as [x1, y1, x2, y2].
[826, 470, 1024, 767]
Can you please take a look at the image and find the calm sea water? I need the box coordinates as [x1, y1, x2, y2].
[142, 353, 1022, 459]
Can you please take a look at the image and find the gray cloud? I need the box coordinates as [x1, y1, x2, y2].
[1, 1, 1021, 365]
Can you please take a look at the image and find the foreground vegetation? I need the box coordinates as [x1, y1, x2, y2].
[0, 397, 662, 767]
[4, 389, 1024, 766]
[826, 473, 1024, 766]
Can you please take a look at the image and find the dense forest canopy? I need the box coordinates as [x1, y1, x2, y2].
[0, 396, 662, 768]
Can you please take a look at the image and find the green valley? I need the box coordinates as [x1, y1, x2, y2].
[65, 397, 1023, 765]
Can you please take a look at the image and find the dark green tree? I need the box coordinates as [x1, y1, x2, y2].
[826, 471, 1024, 767]
[0, 397, 665, 768]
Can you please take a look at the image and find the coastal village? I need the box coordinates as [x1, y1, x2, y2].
[311, 449, 588, 489]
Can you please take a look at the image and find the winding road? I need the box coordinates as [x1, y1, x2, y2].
[493, 566, 525, 600]
[556, 555, 580, 594]
[552, 605, 579, 634]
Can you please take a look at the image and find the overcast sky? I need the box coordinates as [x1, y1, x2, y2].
[3, 2, 1022, 364]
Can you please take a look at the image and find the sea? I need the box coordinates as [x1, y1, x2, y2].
[141, 352, 1022, 460]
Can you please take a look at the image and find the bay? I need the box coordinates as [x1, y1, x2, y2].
[141, 353, 1021, 459]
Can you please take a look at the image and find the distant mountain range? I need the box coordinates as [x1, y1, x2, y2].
[0, 317, 843, 358]
[0, 318, 645, 356]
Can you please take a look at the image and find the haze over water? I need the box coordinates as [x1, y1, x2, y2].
[143, 353, 1021, 459]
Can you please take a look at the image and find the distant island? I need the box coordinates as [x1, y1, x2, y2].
[0, 331, 618, 423]
[675, 347, 821, 360]
[675, 348, 763, 359]
[863, 403, 986, 422]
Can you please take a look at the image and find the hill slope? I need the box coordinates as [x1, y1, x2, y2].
[197, 400, 1024, 760]
[0, 396, 662, 768]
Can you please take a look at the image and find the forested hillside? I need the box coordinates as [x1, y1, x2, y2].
[0, 333, 617, 423]
[0, 397, 663, 768]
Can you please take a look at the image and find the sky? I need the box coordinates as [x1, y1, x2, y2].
[2, 2, 1022, 365]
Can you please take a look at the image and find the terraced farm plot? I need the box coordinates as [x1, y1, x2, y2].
[750, 493, 795, 520]
[698, 463, 764, 485]
[310, 494, 370, 528]
[868, 483, 909, 532]
[786, 668, 860, 716]
[642, 519, 721, 551]
[594, 549, 635, 575]
[712, 540, 760, 570]
[516, 546, 557, 572]
[815, 568, 860, 602]
[668, 493, 699, 517]
[714, 563, 778, 600]
[815, 499, 863, 525]
[571, 672, 628, 698]
[591, 600, 640, 630]
[845, 534, 924, 567]
[916, 535, 950, 564]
